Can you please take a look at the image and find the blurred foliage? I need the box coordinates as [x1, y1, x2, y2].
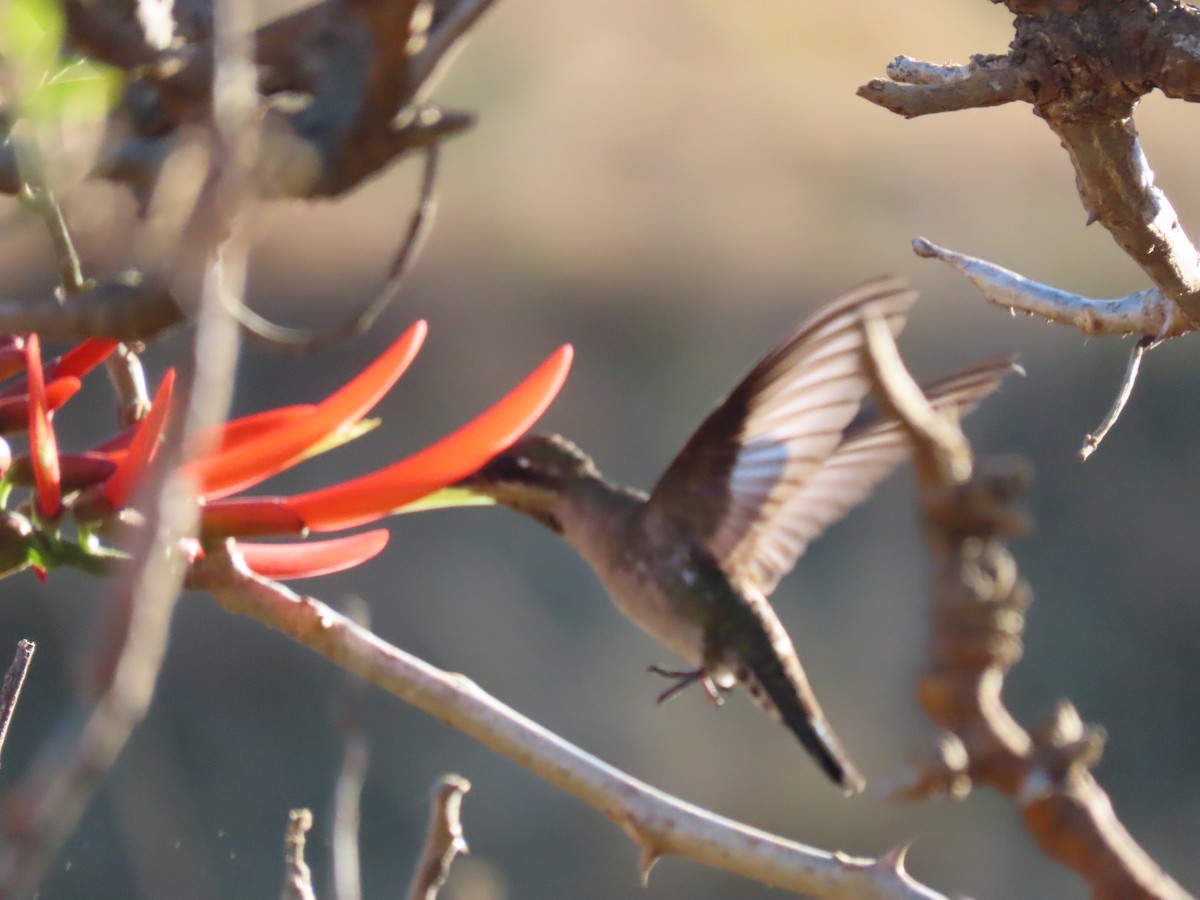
[0, 0, 120, 132]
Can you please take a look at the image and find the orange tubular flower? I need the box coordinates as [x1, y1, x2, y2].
[101, 369, 176, 510]
[7, 322, 572, 581]
[180, 530, 391, 580]
[0, 378, 82, 432]
[284, 345, 574, 532]
[186, 319, 429, 500]
[197, 342, 574, 538]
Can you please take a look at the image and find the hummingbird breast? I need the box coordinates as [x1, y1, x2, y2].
[597, 544, 712, 666]
[556, 494, 711, 666]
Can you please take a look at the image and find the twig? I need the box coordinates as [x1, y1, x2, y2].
[236, 134, 444, 350]
[189, 546, 951, 900]
[859, 311, 1192, 900]
[913, 238, 1184, 338]
[407, 775, 470, 900]
[282, 809, 318, 900]
[0, 277, 184, 341]
[0, 641, 35, 771]
[106, 344, 152, 426]
[16, 140, 153, 418]
[1079, 336, 1157, 461]
[858, 54, 1028, 118]
[914, 235, 1172, 459]
[8, 136, 88, 302]
[412, 0, 505, 91]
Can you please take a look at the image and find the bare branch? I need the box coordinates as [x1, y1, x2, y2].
[407, 775, 471, 900]
[860, 313, 1193, 900]
[1048, 116, 1200, 315]
[189, 547, 953, 900]
[0, 277, 183, 342]
[1079, 336, 1157, 461]
[13, 152, 88, 297]
[862, 2, 1200, 325]
[857, 54, 1028, 118]
[15, 141, 153, 420]
[913, 238, 1184, 338]
[0, 641, 35, 771]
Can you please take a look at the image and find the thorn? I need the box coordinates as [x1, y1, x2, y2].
[638, 845, 661, 885]
[879, 838, 915, 875]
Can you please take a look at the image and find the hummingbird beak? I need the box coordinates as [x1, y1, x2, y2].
[454, 464, 494, 495]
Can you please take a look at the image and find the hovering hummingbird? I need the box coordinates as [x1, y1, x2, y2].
[459, 278, 1016, 793]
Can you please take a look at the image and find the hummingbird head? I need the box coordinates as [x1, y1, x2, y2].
[457, 434, 601, 532]
[463, 434, 599, 489]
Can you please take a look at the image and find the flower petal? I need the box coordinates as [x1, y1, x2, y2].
[201, 405, 316, 454]
[0, 341, 27, 385]
[24, 335, 61, 519]
[0, 338, 118, 398]
[287, 345, 573, 532]
[102, 369, 175, 509]
[0, 377, 82, 433]
[186, 321, 427, 500]
[8, 451, 116, 492]
[234, 530, 390, 579]
[199, 497, 308, 538]
[49, 338, 120, 381]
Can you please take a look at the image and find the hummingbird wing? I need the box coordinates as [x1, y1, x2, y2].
[743, 358, 1020, 595]
[643, 277, 916, 582]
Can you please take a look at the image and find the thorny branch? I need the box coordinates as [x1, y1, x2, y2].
[189, 545, 951, 900]
[859, 311, 1193, 900]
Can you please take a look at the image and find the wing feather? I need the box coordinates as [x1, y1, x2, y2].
[643, 277, 917, 576]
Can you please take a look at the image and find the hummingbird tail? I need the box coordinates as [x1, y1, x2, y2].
[737, 661, 866, 795]
[782, 703, 866, 796]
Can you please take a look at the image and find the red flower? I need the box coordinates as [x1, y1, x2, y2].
[10, 323, 572, 580]
[24, 335, 62, 520]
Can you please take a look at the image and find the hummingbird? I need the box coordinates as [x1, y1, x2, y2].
[459, 278, 1016, 793]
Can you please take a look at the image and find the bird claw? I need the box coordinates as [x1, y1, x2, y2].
[648, 665, 724, 706]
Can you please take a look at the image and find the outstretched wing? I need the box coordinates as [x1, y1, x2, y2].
[739, 358, 1019, 595]
[643, 277, 916, 583]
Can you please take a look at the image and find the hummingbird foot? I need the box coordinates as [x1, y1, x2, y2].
[648, 666, 724, 706]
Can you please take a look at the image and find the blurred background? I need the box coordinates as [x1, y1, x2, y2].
[0, 0, 1197, 897]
